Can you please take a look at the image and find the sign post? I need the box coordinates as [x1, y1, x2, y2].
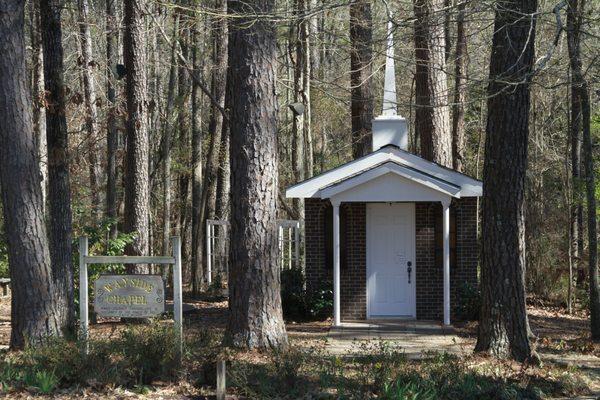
[78, 236, 183, 363]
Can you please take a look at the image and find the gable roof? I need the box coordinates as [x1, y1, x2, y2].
[286, 145, 482, 199]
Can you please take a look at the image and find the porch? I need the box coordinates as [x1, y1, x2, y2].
[326, 319, 470, 358]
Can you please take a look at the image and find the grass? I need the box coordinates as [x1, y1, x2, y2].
[0, 323, 593, 398]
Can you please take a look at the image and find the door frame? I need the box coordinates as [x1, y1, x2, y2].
[366, 202, 417, 319]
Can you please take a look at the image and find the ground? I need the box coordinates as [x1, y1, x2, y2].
[0, 293, 599, 399]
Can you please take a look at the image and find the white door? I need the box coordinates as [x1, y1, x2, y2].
[367, 203, 416, 318]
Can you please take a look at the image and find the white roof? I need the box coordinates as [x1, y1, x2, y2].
[286, 145, 482, 200]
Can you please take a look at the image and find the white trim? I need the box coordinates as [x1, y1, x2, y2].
[332, 202, 341, 327]
[320, 162, 461, 199]
[442, 202, 451, 326]
[366, 203, 416, 319]
[286, 146, 482, 199]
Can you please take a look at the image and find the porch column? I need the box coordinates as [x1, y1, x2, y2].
[332, 201, 341, 326]
[442, 200, 451, 326]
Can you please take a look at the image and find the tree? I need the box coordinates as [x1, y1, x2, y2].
[106, 0, 119, 237]
[78, 0, 101, 219]
[123, 0, 150, 272]
[566, 0, 600, 339]
[349, 0, 373, 159]
[225, 0, 288, 349]
[451, 0, 467, 172]
[413, 0, 452, 167]
[475, 0, 538, 362]
[39, 0, 75, 334]
[0, 0, 62, 349]
[29, 0, 47, 206]
[163, 14, 179, 273]
[197, 0, 228, 288]
[191, 9, 205, 292]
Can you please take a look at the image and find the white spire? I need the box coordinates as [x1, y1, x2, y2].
[382, 20, 397, 117]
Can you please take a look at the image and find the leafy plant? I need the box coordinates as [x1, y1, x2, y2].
[280, 267, 332, 321]
[455, 282, 480, 321]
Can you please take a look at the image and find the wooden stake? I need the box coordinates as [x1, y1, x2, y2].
[216, 359, 226, 400]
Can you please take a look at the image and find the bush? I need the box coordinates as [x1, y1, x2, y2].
[280, 267, 332, 321]
[0, 323, 182, 394]
[455, 282, 480, 321]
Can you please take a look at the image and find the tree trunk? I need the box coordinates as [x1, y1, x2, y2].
[39, 0, 75, 334]
[29, 0, 47, 208]
[176, 18, 192, 277]
[566, 0, 585, 290]
[191, 13, 205, 294]
[413, 0, 452, 167]
[123, 0, 150, 272]
[78, 0, 101, 220]
[567, 0, 600, 339]
[349, 0, 373, 159]
[106, 0, 119, 238]
[451, 0, 467, 172]
[226, 0, 287, 349]
[475, 0, 538, 362]
[199, 0, 228, 284]
[0, 0, 62, 349]
[161, 13, 179, 276]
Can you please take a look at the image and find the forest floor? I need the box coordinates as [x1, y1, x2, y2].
[0, 294, 599, 398]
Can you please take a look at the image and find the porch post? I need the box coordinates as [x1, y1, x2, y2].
[442, 200, 451, 326]
[332, 201, 341, 326]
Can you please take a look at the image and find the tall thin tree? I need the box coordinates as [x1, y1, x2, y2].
[78, 0, 101, 219]
[29, 0, 47, 206]
[123, 0, 150, 272]
[451, 0, 467, 172]
[567, 0, 600, 339]
[349, 0, 373, 159]
[0, 0, 62, 349]
[475, 0, 538, 362]
[413, 0, 452, 167]
[106, 0, 119, 238]
[39, 0, 75, 333]
[198, 0, 228, 286]
[226, 0, 288, 349]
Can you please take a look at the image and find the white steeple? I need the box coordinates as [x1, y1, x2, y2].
[372, 18, 408, 151]
[382, 20, 397, 117]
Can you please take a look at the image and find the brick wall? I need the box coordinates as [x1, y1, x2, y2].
[304, 197, 479, 322]
[304, 198, 367, 319]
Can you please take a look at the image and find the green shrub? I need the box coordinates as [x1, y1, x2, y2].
[280, 267, 332, 321]
[455, 282, 480, 321]
[118, 324, 180, 384]
[0, 240, 8, 279]
[0, 322, 181, 394]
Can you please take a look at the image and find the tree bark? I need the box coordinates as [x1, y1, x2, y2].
[413, 0, 452, 167]
[78, 0, 101, 220]
[349, 0, 373, 159]
[0, 0, 62, 349]
[567, 0, 600, 339]
[225, 0, 288, 349]
[475, 0, 538, 362]
[39, 0, 75, 334]
[123, 0, 150, 272]
[451, 0, 467, 172]
[106, 0, 119, 238]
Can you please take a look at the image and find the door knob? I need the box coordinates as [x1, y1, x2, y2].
[407, 262, 412, 284]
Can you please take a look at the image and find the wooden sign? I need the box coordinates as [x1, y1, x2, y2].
[94, 275, 165, 318]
